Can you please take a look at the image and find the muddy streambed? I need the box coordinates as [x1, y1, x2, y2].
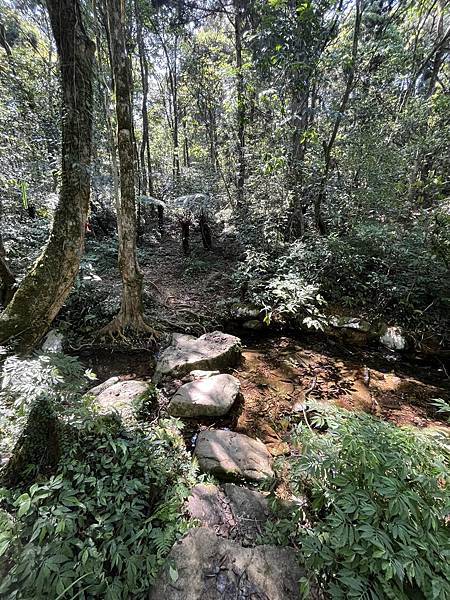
[78, 330, 450, 455]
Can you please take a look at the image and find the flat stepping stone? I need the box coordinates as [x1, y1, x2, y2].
[154, 331, 241, 383]
[186, 483, 237, 538]
[186, 483, 271, 546]
[222, 483, 270, 545]
[168, 374, 240, 417]
[86, 379, 150, 422]
[149, 528, 305, 600]
[194, 430, 274, 482]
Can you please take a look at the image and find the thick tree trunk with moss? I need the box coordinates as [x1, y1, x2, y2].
[0, 233, 16, 307]
[103, 0, 153, 336]
[0, 0, 94, 353]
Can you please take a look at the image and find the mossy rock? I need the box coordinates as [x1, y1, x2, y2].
[0, 397, 61, 486]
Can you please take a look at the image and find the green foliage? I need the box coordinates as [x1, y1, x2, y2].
[313, 223, 450, 323]
[0, 355, 197, 599]
[234, 246, 327, 329]
[431, 398, 450, 423]
[0, 353, 94, 463]
[236, 216, 449, 333]
[0, 416, 197, 599]
[271, 406, 450, 599]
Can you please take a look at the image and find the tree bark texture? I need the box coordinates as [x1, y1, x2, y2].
[0, 0, 94, 353]
[234, 0, 246, 210]
[104, 0, 152, 335]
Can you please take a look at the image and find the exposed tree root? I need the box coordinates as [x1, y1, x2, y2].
[97, 312, 160, 345]
[154, 316, 205, 335]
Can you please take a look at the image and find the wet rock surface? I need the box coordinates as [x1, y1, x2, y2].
[148, 528, 304, 600]
[194, 430, 274, 482]
[168, 374, 240, 417]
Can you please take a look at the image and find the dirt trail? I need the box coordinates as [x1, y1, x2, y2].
[138, 222, 237, 333]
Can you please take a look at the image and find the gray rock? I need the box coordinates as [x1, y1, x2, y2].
[327, 315, 375, 346]
[380, 326, 407, 351]
[185, 483, 270, 546]
[194, 430, 274, 482]
[154, 331, 241, 383]
[148, 528, 304, 600]
[186, 483, 237, 538]
[85, 376, 120, 397]
[41, 329, 64, 352]
[329, 316, 372, 332]
[89, 380, 149, 421]
[190, 369, 220, 379]
[168, 374, 240, 417]
[230, 302, 261, 321]
[222, 483, 270, 546]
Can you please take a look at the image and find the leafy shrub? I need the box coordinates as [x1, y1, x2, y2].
[60, 279, 119, 336]
[310, 223, 450, 324]
[271, 406, 450, 599]
[234, 247, 327, 329]
[83, 239, 119, 275]
[0, 417, 196, 599]
[236, 217, 449, 333]
[0, 357, 197, 598]
[0, 353, 94, 463]
[0, 353, 198, 598]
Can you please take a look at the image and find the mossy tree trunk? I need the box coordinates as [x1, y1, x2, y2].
[0, 0, 94, 354]
[0, 232, 16, 307]
[102, 0, 155, 336]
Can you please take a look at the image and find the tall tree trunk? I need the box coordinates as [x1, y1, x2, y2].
[95, 1, 120, 213]
[314, 0, 362, 234]
[136, 6, 154, 196]
[407, 2, 448, 206]
[0, 232, 16, 307]
[0, 0, 94, 354]
[172, 36, 181, 180]
[182, 108, 190, 168]
[103, 0, 154, 336]
[234, 0, 246, 210]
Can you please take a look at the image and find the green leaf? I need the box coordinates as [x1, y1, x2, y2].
[169, 565, 179, 583]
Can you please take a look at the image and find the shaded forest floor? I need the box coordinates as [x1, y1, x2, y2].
[76, 220, 450, 445]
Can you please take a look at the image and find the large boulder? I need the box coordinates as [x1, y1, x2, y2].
[168, 374, 240, 417]
[148, 528, 305, 600]
[194, 430, 274, 482]
[154, 331, 241, 383]
[86, 379, 150, 422]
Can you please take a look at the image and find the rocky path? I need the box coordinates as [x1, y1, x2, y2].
[85, 330, 307, 599]
[83, 326, 449, 599]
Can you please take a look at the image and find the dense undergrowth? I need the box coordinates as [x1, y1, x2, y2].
[1, 354, 449, 599]
[235, 218, 450, 338]
[0, 354, 197, 599]
[265, 404, 450, 599]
